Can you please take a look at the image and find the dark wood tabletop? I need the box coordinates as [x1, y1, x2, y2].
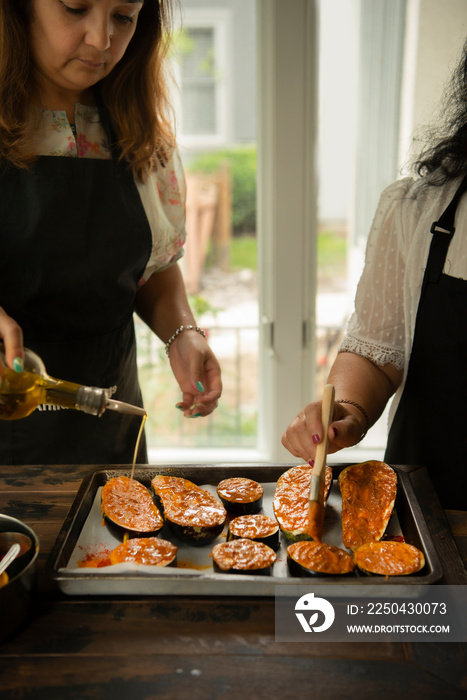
[0, 463, 466, 700]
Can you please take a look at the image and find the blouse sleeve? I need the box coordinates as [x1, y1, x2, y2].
[338, 178, 415, 371]
[136, 148, 187, 282]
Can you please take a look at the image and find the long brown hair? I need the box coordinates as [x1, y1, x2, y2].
[0, 0, 178, 182]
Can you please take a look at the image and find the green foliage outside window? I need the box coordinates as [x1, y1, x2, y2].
[186, 145, 257, 235]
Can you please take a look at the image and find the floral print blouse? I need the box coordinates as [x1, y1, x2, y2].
[34, 103, 186, 282]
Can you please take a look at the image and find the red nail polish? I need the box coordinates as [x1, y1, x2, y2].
[312, 434, 320, 444]
[308, 459, 315, 467]
[332, 427, 339, 438]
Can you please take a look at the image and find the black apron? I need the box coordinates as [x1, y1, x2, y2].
[0, 111, 151, 465]
[385, 175, 467, 510]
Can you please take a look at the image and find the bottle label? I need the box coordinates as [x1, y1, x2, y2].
[37, 405, 67, 411]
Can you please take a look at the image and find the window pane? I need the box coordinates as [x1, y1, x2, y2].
[138, 0, 259, 457]
[181, 27, 217, 135]
[183, 85, 217, 134]
[182, 27, 215, 78]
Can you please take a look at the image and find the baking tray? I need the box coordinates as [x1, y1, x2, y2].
[46, 463, 443, 596]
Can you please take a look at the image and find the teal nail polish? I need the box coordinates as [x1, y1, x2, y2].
[175, 404, 184, 411]
[196, 381, 205, 392]
[13, 357, 23, 373]
[188, 413, 202, 418]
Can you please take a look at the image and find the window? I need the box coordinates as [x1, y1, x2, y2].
[172, 8, 232, 148]
[137, 0, 467, 465]
[138, 0, 259, 463]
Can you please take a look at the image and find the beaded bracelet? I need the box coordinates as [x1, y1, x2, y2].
[165, 324, 207, 356]
[335, 399, 370, 439]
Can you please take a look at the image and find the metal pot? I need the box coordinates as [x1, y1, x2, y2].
[0, 514, 39, 643]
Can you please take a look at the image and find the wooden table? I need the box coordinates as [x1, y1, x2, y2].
[0, 464, 466, 700]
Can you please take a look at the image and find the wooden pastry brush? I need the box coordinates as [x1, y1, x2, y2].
[307, 383, 335, 542]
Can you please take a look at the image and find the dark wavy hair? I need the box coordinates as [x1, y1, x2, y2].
[0, 0, 178, 181]
[414, 39, 467, 184]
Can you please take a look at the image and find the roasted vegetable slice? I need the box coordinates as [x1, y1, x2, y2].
[287, 541, 356, 577]
[151, 475, 226, 546]
[151, 475, 200, 494]
[227, 514, 280, 550]
[273, 465, 333, 541]
[101, 476, 164, 538]
[338, 461, 397, 551]
[109, 537, 177, 567]
[217, 477, 263, 515]
[354, 541, 425, 576]
[210, 538, 276, 575]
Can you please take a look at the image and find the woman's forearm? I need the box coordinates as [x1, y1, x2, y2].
[134, 264, 196, 342]
[328, 351, 403, 429]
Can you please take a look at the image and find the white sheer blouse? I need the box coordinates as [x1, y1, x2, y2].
[339, 176, 467, 423]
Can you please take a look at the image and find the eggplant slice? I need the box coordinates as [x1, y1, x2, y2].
[217, 477, 263, 515]
[273, 464, 333, 542]
[227, 514, 280, 550]
[101, 476, 164, 538]
[287, 540, 355, 577]
[152, 475, 226, 546]
[211, 538, 277, 575]
[338, 461, 397, 551]
[354, 541, 425, 576]
[109, 537, 177, 567]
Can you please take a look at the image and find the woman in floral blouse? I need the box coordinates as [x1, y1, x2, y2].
[0, 0, 222, 464]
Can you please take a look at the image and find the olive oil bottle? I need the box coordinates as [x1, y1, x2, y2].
[0, 343, 146, 420]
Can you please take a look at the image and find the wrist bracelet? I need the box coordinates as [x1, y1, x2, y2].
[165, 324, 207, 356]
[336, 399, 370, 439]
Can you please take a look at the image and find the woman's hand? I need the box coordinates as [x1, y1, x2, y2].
[282, 352, 403, 463]
[281, 400, 367, 463]
[0, 307, 24, 370]
[167, 329, 222, 417]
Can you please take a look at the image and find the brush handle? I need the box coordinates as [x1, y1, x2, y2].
[312, 383, 335, 482]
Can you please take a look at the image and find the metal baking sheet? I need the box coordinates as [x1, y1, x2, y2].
[46, 463, 443, 596]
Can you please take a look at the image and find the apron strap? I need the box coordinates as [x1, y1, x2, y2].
[428, 172, 467, 282]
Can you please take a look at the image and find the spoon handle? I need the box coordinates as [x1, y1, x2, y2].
[0, 542, 21, 575]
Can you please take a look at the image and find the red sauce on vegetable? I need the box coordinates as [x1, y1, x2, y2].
[288, 541, 356, 575]
[338, 461, 397, 551]
[102, 477, 164, 533]
[211, 538, 276, 571]
[229, 514, 278, 539]
[152, 475, 199, 494]
[152, 475, 226, 528]
[217, 477, 263, 503]
[109, 538, 177, 567]
[354, 541, 424, 575]
[273, 465, 333, 536]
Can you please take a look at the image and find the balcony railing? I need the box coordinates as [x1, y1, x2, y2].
[135, 317, 344, 450]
